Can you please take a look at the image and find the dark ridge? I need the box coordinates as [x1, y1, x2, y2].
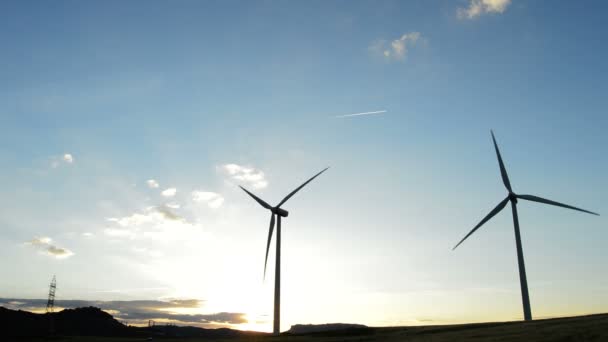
[144, 325, 267, 338]
[0, 306, 267, 338]
[0, 306, 132, 337]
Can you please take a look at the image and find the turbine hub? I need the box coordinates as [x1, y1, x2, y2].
[508, 192, 518, 203]
[273, 207, 289, 217]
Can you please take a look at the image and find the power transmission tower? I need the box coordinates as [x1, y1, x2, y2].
[46, 275, 57, 336]
[46, 275, 56, 313]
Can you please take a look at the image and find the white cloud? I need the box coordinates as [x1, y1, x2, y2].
[132, 246, 164, 258]
[161, 187, 177, 197]
[47, 245, 74, 257]
[146, 179, 160, 189]
[28, 237, 52, 245]
[106, 205, 183, 228]
[104, 227, 136, 239]
[192, 191, 225, 209]
[457, 0, 511, 19]
[219, 164, 268, 189]
[25, 237, 74, 259]
[191, 191, 218, 201]
[370, 32, 422, 62]
[105, 206, 203, 241]
[165, 202, 180, 209]
[155, 205, 182, 221]
[207, 197, 225, 209]
[107, 212, 156, 227]
[50, 153, 75, 168]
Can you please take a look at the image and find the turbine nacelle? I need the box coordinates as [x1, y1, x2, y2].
[454, 131, 598, 252]
[239, 166, 329, 278]
[273, 207, 289, 217]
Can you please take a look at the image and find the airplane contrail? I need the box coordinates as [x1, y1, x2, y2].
[332, 110, 387, 118]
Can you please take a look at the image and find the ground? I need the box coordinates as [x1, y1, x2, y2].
[16, 313, 608, 342]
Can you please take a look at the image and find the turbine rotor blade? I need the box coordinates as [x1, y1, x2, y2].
[277, 167, 329, 208]
[453, 197, 510, 250]
[264, 213, 276, 278]
[491, 130, 513, 192]
[239, 186, 272, 210]
[517, 194, 599, 216]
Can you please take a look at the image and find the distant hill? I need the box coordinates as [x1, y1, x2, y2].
[288, 323, 370, 335]
[287, 314, 608, 341]
[146, 325, 265, 338]
[0, 306, 266, 338]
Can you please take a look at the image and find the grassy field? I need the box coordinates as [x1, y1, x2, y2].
[20, 313, 608, 342]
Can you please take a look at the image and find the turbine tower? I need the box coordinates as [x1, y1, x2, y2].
[240, 167, 329, 335]
[453, 131, 598, 321]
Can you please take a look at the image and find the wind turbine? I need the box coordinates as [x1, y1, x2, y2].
[453, 131, 598, 321]
[240, 167, 329, 335]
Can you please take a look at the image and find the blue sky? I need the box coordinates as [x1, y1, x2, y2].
[0, 0, 606, 331]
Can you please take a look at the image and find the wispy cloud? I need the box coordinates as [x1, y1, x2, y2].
[155, 205, 182, 221]
[146, 179, 159, 189]
[370, 32, 422, 62]
[165, 202, 180, 209]
[219, 164, 268, 189]
[161, 187, 177, 197]
[192, 191, 225, 209]
[132, 246, 164, 258]
[333, 110, 387, 119]
[25, 237, 74, 259]
[105, 206, 202, 241]
[457, 0, 511, 19]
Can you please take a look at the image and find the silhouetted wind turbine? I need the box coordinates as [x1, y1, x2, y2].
[240, 167, 329, 335]
[453, 131, 598, 321]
